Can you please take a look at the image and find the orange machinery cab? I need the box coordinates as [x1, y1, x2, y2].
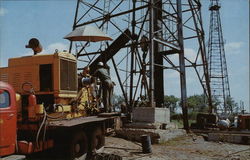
[0, 81, 17, 156]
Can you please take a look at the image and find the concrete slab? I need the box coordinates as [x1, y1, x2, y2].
[208, 133, 250, 145]
[115, 128, 186, 144]
[124, 122, 178, 129]
[132, 107, 170, 124]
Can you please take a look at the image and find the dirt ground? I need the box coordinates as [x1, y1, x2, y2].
[25, 134, 250, 160]
[103, 135, 250, 160]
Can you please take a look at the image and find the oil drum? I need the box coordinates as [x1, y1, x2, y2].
[141, 135, 152, 153]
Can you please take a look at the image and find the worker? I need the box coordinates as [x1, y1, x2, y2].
[81, 66, 97, 100]
[81, 67, 91, 84]
[73, 66, 100, 115]
[83, 66, 90, 76]
[93, 62, 114, 113]
[78, 66, 90, 91]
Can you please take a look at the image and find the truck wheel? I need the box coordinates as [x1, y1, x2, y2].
[68, 131, 88, 159]
[91, 127, 105, 151]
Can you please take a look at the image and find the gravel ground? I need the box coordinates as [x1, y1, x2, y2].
[103, 135, 250, 160]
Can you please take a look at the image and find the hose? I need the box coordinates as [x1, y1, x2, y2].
[46, 104, 65, 120]
[35, 104, 64, 149]
[15, 139, 18, 153]
[36, 107, 47, 148]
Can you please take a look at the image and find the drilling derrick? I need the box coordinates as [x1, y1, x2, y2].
[69, 0, 213, 130]
[208, 0, 231, 114]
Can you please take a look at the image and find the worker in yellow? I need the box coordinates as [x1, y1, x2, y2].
[93, 62, 114, 113]
[72, 67, 99, 115]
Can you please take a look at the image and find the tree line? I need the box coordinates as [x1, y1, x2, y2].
[164, 94, 243, 115]
[112, 93, 243, 116]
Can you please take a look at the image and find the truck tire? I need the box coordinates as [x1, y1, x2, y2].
[91, 127, 105, 151]
[68, 130, 88, 159]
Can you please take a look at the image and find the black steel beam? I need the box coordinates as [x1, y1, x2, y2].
[89, 29, 132, 73]
[153, 0, 164, 108]
[75, 5, 149, 28]
[177, 0, 189, 131]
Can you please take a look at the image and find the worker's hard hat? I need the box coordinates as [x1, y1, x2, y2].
[97, 62, 104, 66]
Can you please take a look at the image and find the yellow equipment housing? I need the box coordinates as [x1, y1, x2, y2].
[0, 52, 77, 103]
[0, 51, 85, 120]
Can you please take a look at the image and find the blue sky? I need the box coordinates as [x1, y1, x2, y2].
[0, 0, 249, 112]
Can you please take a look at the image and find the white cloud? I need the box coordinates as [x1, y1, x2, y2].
[23, 42, 68, 56]
[184, 48, 197, 61]
[0, 8, 8, 16]
[41, 42, 68, 54]
[165, 48, 197, 64]
[225, 42, 244, 54]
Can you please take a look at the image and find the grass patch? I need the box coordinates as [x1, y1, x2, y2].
[171, 120, 183, 128]
[171, 119, 196, 129]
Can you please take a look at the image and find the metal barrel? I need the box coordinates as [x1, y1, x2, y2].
[141, 135, 152, 153]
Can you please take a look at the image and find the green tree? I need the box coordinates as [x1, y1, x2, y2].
[186, 94, 208, 112]
[211, 96, 238, 114]
[164, 95, 180, 113]
[225, 96, 238, 113]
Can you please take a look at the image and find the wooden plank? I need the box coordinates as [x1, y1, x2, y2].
[48, 116, 107, 127]
[98, 112, 120, 117]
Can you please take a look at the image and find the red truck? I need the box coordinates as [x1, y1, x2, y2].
[0, 52, 119, 159]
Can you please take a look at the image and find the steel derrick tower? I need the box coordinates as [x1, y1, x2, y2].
[208, 0, 231, 114]
[69, 0, 213, 129]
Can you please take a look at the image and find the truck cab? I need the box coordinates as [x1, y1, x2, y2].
[0, 81, 17, 157]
